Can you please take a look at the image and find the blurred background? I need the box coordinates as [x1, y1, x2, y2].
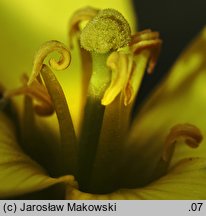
[133, 0, 206, 108]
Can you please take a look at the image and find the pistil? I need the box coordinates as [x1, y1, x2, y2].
[77, 8, 131, 192]
[78, 52, 111, 192]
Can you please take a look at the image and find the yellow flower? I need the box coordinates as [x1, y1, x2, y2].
[0, 0, 136, 133]
[0, 0, 206, 200]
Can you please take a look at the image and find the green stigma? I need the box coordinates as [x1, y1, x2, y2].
[80, 8, 131, 53]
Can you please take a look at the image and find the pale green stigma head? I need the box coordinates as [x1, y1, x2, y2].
[80, 8, 131, 53]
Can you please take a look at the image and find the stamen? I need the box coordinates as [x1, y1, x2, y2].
[101, 30, 162, 107]
[130, 29, 160, 45]
[123, 30, 162, 105]
[90, 94, 132, 193]
[151, 123, 203, 181]
[163, 123, 202, 162]
[101, 51, 133, 105]
[124, 50, 149, 105]
[130, 30, 162, 74]
[68, 6, 99, 49]
[4, 74, 54, 116]
[27, 40, 76, 175]
[40, 65, 77, 175]
[68, 7, 98, 115]
[28, 40, 71, 85]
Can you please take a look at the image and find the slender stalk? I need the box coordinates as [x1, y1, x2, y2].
[78, 53, 111, 192]
[41, 65, 77, 176]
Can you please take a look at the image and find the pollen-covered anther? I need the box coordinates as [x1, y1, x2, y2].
[80, 8, 131, 53]
[28, 40, 71, 85]
[68, 7, 99, 49]
[130, 29, 162, 74]
[101, 51, 133, 105]
[162, 123, 203, 162]
[3, 74, 54, 116]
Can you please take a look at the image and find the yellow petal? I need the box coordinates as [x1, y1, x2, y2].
[0, 112, 73, 198]
[66, 158, 206, 199]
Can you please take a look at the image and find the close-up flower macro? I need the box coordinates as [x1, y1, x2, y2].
[0, 0, 206, 200]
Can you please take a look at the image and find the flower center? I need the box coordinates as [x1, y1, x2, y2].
[2, 7, 166, 195]
[75, 9, 163, 193]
